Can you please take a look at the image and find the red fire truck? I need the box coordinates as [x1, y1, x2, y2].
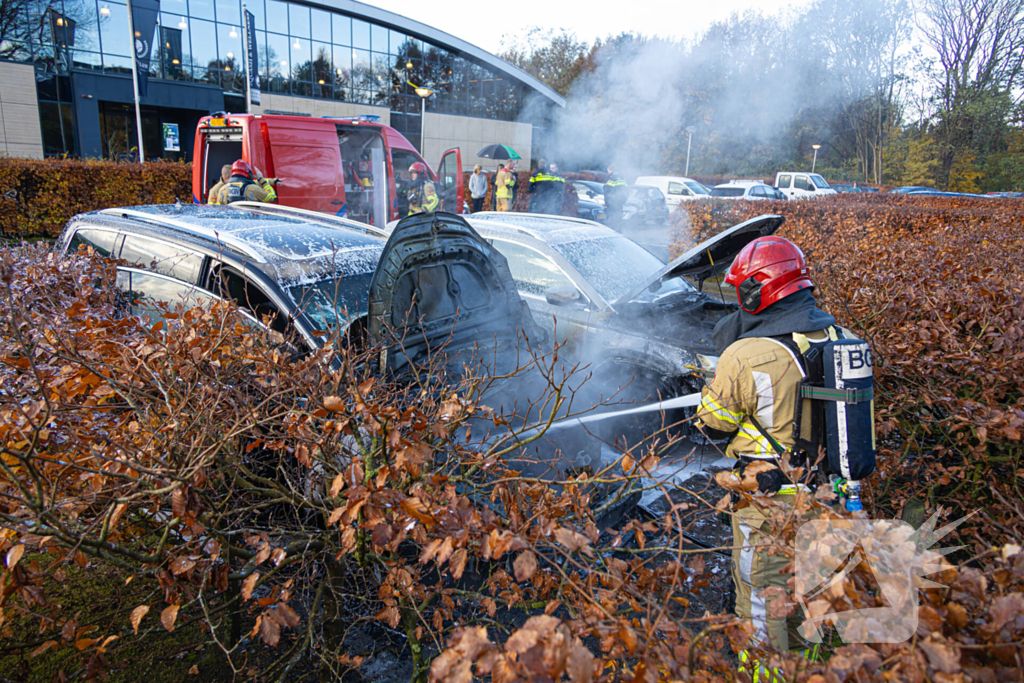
[192, 113, 463, 227]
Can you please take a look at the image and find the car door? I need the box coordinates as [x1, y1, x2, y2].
[436, 148, 464, 214]
[488, 238, 593, 357]
[778, 174, 794, 198]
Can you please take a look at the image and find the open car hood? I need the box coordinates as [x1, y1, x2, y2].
[615, 214, 785, 305]
[367, 212, 539, 372]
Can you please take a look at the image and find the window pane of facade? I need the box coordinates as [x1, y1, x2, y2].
[265, 0, 287, 34]
[332, 14, 349, 46]
[266, 29, 288, 77]
[217, 22, 242, 67]
[191, 0, 215, 21]
[312, 41, 331, 96]
[288, 3, 309, 38]
[351, 19, 368, 49]
[98, 3, 130, 56]
[332, 44, 350, 88]
[215, 0, 240, 25]
[370, 24, 387, 54]
[189, 18, 217, 75]
[161, 0, 189, 20]
[291, 35, 311, 80]
[70, 2, 101, 53]
[351, 47, 369, 88]
[311, 8, 330, 42]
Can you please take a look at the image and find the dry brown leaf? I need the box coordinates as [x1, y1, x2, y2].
[449, 548, 468, 580]
[514, 551, 538, 582]
[5, 544, 24, 569]
[323, 396, 345, 412]
[242, 572, 260, 601]
[130, 605, 150, 635]
[160, 604, 179, 632]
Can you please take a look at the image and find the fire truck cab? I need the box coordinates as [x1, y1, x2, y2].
[192, 113, 463, 227]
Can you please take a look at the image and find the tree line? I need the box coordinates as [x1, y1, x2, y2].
[502, 0, 1024, 191]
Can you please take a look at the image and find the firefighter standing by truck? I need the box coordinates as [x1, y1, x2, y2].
[403, 162, 439, 215]
[602, 165, 628, 229]
[696, 235, 875, 679]
[216, 160, 279, 205]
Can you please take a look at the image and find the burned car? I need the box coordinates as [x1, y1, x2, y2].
[464, 211, 785, 439]
[54, 204, 598, 476]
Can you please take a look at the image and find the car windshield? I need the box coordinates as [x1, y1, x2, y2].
[810, 174, 830, 188]
[685, 181, 710, 195]
[711, 187, 745, 197]
[552, 236, 695, 303]
[286, 273, 375, 331]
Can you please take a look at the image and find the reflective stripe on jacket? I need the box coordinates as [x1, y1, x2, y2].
[696, 328, 840, 459]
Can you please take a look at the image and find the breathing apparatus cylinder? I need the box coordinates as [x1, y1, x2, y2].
[822, 339, 876, 481]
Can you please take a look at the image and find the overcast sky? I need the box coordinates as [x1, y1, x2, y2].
[367, 0, 816, 55]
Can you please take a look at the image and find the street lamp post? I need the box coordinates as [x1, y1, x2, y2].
[685, 125, 697, 176]
[415, 86, 433, 155]
[812, 144, 821, 173]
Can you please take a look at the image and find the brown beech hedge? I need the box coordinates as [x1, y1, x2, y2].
[0, 158, 193, 238]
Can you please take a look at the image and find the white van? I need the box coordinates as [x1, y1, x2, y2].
[634, 176, 711, 209]
[774, 172, 837, 199]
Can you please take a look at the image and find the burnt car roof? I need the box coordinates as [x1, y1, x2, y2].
[89, 204, 386, 276]
[465, 212, 617, 246]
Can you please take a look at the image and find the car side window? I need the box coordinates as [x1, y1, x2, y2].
[778, 174, 792, 189]
[668, 182, 686, 195]
[492, 240, 579, 298]
[120, 235, 205, 284]
[794, 175, 812, 191]
[67, 228, 121, 257]
[115, 268, 217, 325]
[208, 267, 290, 335]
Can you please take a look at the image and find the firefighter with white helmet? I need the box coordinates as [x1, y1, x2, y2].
[696, 235, 875, 678]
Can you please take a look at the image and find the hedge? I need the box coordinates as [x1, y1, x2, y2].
[0, 158, 193, 238]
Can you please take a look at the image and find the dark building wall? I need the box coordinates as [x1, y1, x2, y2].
[72, 72, 224, 159]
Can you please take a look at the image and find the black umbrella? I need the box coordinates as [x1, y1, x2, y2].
[476, 144, 522, 160]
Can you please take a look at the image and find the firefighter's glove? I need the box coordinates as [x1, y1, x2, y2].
[715, 460, 785, 493]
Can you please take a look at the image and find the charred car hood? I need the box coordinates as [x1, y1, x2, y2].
[615, 214, 784, 305]
[367, 212, 539, 371]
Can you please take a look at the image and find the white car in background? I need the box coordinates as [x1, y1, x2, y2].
[710, 180, 788, 201]
[634, 176, 711, 210]
[774, 172, 837, 199]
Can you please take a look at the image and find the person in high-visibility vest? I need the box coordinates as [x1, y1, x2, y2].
[697, 236, 838, 680]
[602, 164, 628, 229]
[528, 161, 565, 215]
[216, 159, 279, 205]
[406, 162, 439, 215]
[495, 164, 514, 211]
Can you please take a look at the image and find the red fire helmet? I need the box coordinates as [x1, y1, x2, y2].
[723, 236, 814, 314]
[408, 162, 428, 175]
[231, 159, 253, 179]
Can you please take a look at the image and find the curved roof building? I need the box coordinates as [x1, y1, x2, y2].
[0, 0, 562, 168]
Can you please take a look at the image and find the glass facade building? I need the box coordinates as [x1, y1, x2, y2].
[0, 0, 562, 159]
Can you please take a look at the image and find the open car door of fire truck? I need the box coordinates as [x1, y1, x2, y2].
[437, 148, 464, 214]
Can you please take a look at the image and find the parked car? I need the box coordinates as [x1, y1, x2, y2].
[467, 211, 784, 438]
[571, 180, 606, 205]
[888, 186, 933, 194]
[192, 113, 464, 228]
[633, 176, 711, 210]
[710, 181, 788, 201]
[774, 172, 837, 199]
[576, 196, 607, 223]
[623, 185, 671, 225]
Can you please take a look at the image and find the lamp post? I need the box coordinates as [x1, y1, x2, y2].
[685, 125, 697, 176]
[415, 86, 433, 155]
[812, 144, 821, 173]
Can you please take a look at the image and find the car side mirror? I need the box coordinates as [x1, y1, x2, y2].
[806, 184, 816, 191]
[544, 284, 581, 307]
[587, 191, 596, 197]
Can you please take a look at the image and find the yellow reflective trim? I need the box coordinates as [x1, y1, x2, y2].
[792, 332, 811, 354]
[700, 397, 742, 424]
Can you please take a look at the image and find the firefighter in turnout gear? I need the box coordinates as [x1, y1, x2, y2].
[207, 164, 232, 205]
[404, 162, 439, 215]
[602, 165, 628, 229]
[528, 161, 565, 215]
[216, 159, 279, 205]
[696, 236, 852, 677]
